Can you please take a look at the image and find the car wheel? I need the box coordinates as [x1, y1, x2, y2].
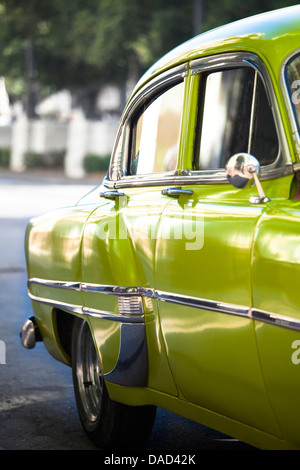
[71, 317, 156, 449]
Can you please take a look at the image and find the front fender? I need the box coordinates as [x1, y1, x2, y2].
[81, 191, 178, 395]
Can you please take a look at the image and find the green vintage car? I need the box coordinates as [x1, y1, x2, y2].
[21, 6, 300, 450]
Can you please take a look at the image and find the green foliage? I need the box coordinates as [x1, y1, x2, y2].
[0, 0, 298, 107]
[83, 154, 111, 173]
[203, 0, 299, 30]
[0, 148, 10, 167]
[25, 151, 65, 169]
[0, 0, 194, 102]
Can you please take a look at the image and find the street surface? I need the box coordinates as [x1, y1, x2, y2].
[0, 171, 254, 451]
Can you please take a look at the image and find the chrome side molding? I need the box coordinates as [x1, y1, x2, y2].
[27, 291, 145, 323]
[27, 277, 300, 332]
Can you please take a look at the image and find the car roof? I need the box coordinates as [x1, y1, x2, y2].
[132, 5, 300, 96]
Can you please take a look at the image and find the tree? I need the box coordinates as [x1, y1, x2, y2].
[0, 0, 298, 117]
[0, 0, 104, 116]
[203, 0, 299, 30]
[0, 0, 193, 117]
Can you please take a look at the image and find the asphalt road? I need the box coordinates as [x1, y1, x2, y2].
[0, 171, 254, 452]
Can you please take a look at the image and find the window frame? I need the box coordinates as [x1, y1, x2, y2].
[188, 52, 291, 181]
[107, 64, 188, 187]
[193, 66, 279, 171]
[106, 53, 292, 189]
[281, 48, 300, 160]
[128, 80, 185, 176]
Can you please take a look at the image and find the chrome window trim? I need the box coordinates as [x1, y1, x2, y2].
[121, 64, 188, 125]
[107, 52, 291, 189]
[280, 47, 300, 158]
[190, 52, 263, 75]
[112, 165, 295, 189]
[107, 63, 188, 182]
[114, 172, 181, 189]
[28, 277, 300, 332]
[102, 178, 115, 190]
[190, 52, 291, 173]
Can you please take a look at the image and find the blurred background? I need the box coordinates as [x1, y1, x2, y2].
[0, 0, 298, 180]
[0, 0, 299, 450]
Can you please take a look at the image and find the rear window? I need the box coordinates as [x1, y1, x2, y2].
[285, 53, 300, 133]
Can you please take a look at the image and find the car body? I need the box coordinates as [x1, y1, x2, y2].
[21, 6, 300, 449]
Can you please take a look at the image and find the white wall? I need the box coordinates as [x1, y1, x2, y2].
[2, 111, 119, 178]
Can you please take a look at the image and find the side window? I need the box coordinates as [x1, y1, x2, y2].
[194, 67, 279, 170]
[129, 81, 185, 175]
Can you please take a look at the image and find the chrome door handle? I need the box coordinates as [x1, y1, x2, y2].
[100, 190, 125, 200]
[161, 187, 193, 198]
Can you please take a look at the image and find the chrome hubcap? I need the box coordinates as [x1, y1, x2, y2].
[76, 322, 103, 422]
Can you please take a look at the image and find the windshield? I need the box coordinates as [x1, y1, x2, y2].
[285, 53, 300, 132]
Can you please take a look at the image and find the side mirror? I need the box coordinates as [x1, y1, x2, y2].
[225, 153, 270, 204]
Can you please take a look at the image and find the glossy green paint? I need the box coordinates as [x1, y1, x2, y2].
[154, 176, 295, 438]
[106, 383, 296, 450]
[252, 201, 300, 447]
[25, 205, 91, 364]
[80, 187, 178, 393]
[24, 6, 300, 449]
[177, 73, 199, 170]
[25, 205, 90, 282]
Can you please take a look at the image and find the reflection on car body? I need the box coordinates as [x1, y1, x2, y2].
[21, 6, 300, 449]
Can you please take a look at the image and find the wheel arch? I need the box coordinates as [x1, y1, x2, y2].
[54, 308, 77, 366]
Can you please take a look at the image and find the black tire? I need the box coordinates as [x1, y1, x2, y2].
[71, 317, 156, 449]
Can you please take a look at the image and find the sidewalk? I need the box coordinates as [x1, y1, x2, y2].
[0, 168, 107, 186]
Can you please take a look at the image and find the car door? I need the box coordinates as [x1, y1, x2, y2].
[154, 53, 294, 437]
[249, 51, 300, 447]
[81, 65, 187, 394]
